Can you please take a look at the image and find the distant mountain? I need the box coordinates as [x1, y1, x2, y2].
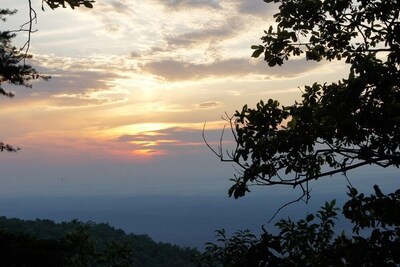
[0, 216, 200, 267]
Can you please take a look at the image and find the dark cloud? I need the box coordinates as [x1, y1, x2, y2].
[33, 70, 119, 95]
[130, 51, 141, 58]
[235, 0, 275, 16]
[141, 57, 322, 81]
[195, 101, 221, 109]
[25, 56, 122, 97]
[2, 59, 123, 108]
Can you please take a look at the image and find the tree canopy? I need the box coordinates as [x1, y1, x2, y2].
[200, 186, 400, 266]
[206, 0, 400, 200]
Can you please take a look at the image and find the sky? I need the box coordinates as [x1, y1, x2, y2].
[0, 0, 348, 196]
[0, 0, 399, 247]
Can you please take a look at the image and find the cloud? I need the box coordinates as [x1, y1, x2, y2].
[114, 125, 227, 152]
[141, 57, 322, 81]
[141, 58, 252, 80]
[96, 0, 135, 15]
[3, 69, 120, 104]
[40, 71, 118, 94]
[89, 0, 138, 38]
[109, 0, 132, 14]
[152, 0, 221, 9]
[234, 0, 275, 16]
[165, 17, 242, 48]
[1, 54, 131, 108]
[110, 127, 199, 158]
[108, 122, 239, 161]
[130, 51, 141, 58]
[195, 101, 221, 109]
[24, 69, 123, 108]
[50, 91, 126, 108]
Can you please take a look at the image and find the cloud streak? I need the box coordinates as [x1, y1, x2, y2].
[195, 101, 222, 109]
[111, 123, 234, 158]
[141, 57, 322, 81]
[152, 0, 221, 10]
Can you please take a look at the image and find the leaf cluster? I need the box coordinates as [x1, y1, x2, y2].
[42, 0, 95, 10]
[200, 186, 400, 266]
[252, 0, 400, 66]
[201, 229, 257, 267]
[0, 12, 47, 98]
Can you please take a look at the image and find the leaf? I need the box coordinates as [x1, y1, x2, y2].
[373, 185, 384, 198]
[251, 45, 265, 58]
[252, 48, 264, 58]
[83, 1, 93, 8]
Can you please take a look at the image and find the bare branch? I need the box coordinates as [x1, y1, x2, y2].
[267, 190, 307, 223]
[202, 122, 222, 159]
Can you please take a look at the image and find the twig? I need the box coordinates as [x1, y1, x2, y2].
[267, 191, 307, 223]
[203, 122, 222, 159]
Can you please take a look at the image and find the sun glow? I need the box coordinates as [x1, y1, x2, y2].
[112, 123, 174, 135]
[129, 140, 177, 147]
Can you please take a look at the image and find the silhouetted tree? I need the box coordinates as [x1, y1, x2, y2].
[202, 1, 400, 264]
[200, 186, 400, 266]
[205, 0, 400, 201]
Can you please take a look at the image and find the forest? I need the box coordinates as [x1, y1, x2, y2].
[0, 216, 199, 266]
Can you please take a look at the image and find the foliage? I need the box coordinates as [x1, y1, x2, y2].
[0, 1, 94, 99]
[0, 1, 94, 152]
[0, 217, 200, 267]
[0, 9, 45, 99]
[199, 186, 400, 266]
[42, 0, 95, 10]
[205, 0, 400, 199]
[200, 229, 257, 267]
[0, 8, 42, 151]
[0, 230, 67, 266]
[203, 1, 400, 264]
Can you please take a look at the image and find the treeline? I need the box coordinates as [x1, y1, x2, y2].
[0, 216, 199, 267]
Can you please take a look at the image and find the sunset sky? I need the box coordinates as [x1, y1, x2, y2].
[1, 0, 394, 201]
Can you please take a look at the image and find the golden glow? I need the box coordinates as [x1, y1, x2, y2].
[100, 121, 225, 138]
[111, 123, 174, 135]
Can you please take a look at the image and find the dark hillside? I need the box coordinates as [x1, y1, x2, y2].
[0, 216, 199, 267]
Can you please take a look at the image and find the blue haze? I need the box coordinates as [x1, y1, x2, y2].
[0, 162, 398, 249]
